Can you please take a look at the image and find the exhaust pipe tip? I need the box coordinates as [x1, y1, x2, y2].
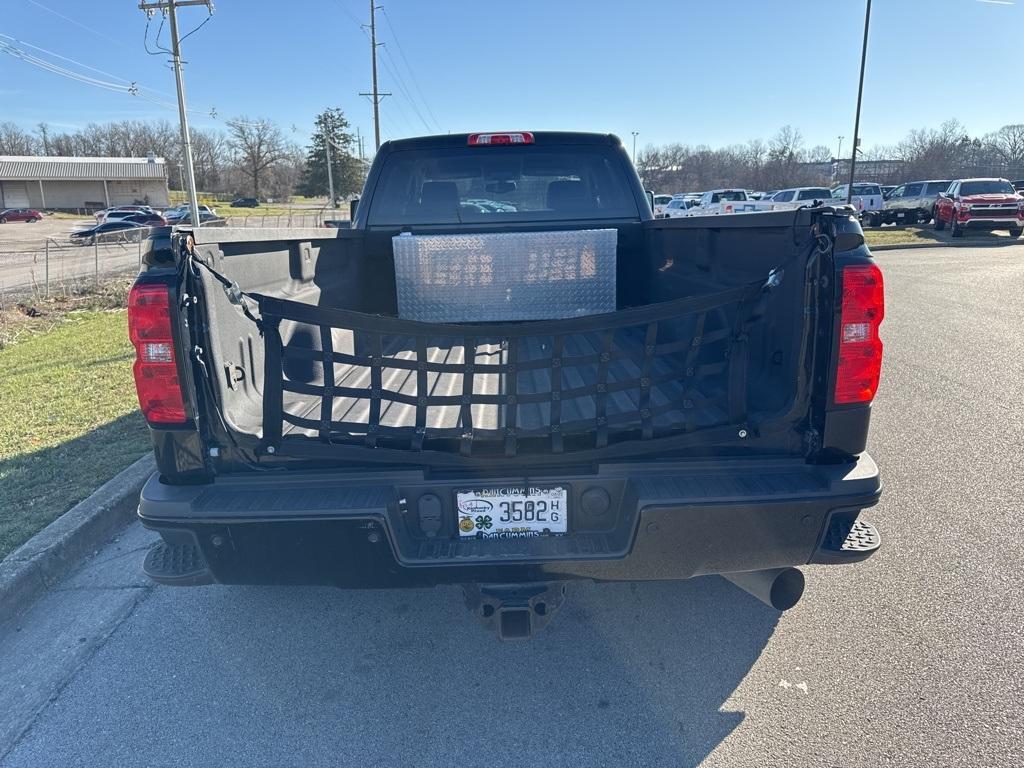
[723, 567, 805, 611]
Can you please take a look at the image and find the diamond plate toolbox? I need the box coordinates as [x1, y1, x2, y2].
[392, 228, 618, 322]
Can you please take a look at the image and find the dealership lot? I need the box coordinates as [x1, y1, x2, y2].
[1, 245, 1022, 767]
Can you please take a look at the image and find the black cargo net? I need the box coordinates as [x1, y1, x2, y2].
[252, 277, 774, 465]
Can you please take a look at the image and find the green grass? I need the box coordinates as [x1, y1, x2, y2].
[863, 225, 1003, 247]
[0, 309, 149, 560]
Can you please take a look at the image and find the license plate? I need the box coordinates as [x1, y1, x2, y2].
[455, 487, 568, 539]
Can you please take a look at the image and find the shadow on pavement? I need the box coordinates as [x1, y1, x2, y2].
[35, 574, 780, 767]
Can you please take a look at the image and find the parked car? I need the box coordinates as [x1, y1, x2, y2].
[675, 189, 783, 217]
[119, 212, 168, 227]
[163, 204, 215, 220]
[70, 220, 144, 245]
[96, 205, 155, 223]
[164, 209, 220, 225]
[131, 131, 883, 639]
[657, 197, 700, 218]
[881, 185, 896, 198]
[1012, 180, 1024, 194]
[933, 178, 1024, 238]
[831, 183, 884, 220]
[652, 194, 674, 217]
[231, 198, 260, 208]
[875, 180, 951, 226]
[769, 187, 834, 207]
[0, 208, 43, 223]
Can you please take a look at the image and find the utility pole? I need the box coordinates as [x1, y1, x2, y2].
[847, 0, 871, 204]
[359, 2, 390, 151]
[320, 116, 336, 208]
[138, 0, 211, 227]
[836, 136, 844, 162]
[631, 131, 639, 165]
[324, 131, 336, 208]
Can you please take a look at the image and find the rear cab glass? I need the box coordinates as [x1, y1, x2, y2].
[366, 145, 639, 226]
[851, 184, 881, 196]
[924, 181, 951, 195]
[797, 188, 831, 201]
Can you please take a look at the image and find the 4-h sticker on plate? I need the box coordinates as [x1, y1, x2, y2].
[456, 487, 568, 538]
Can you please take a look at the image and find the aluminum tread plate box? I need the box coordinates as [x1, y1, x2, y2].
[392, 229, 618, 322]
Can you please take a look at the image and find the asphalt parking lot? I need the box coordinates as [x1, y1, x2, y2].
[1, 244, 1022, 767]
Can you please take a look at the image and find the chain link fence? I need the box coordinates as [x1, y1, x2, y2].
[0, 213, 352, 305]
[0, 230, 150, 306]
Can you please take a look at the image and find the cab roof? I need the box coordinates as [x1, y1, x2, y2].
[379, 132, 623, 152]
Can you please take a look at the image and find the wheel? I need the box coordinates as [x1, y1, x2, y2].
[933, 210, 945, 230]
[870, 212, 882, 228]
[1009, 227, 1023, 238]
[0, 217, 7, 224]
[903, 210, 917, 227]
[950, 214, 964, 238]
[27, 216, 39, 223]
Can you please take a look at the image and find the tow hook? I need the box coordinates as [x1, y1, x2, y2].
[462, 582, 569, 641]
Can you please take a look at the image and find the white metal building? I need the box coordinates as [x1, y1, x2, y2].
[0, 156, 169, 211]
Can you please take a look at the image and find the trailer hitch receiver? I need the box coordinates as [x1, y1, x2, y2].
[463, 582, 569, 640]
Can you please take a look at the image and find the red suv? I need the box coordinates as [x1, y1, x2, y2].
[0, 208, 43, 223]
[934, 178, 1024, 238]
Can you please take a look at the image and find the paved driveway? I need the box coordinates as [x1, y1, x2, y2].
[1, 245, 1021, 767]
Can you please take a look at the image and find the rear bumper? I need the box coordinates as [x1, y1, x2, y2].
[138, 453, 882, 587]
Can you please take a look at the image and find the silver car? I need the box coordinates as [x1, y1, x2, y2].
[879, 180, 951, 226]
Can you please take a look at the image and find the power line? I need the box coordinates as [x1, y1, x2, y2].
[0, 32, 274, 135]
[331, 0, 364, 30]
[25, 0, 129, 49]
[379, 7, 441, 132]
[178, 10, 214, 43]
[144, 12, 172, 55]
[378, 46, 432, 133]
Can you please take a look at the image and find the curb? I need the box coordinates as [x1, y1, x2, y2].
[0, 455, 155, 625]
[869, 239, 1024, 251]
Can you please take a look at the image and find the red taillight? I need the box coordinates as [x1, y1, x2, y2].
[467, 132, 534, 146]
[834, 264, 884, 404]
[128, 283, 187, 423]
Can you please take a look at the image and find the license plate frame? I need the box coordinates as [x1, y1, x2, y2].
[455, 486, 569, 539]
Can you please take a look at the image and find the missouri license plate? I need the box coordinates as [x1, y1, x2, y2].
[456, 487, 568, 539]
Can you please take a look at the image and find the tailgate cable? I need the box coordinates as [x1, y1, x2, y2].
[181, 237, 265, 333]
[176, 235, 282, 472]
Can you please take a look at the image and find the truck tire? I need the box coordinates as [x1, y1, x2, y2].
[0, 217, 7, 224]
[950, 217, 964, 238]
[934, 212, 945, 231]
[1009, 227, 1023, 238]
[867, 212, 881, 228]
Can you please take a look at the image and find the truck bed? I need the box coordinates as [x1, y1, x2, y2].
[281, 328, 725, 437]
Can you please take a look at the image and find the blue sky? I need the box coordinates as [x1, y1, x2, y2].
[0, 0, 1020, 154]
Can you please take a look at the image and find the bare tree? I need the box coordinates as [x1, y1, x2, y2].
[982, 124, 1024, 174]
[190, 128, 228, 192]
[226, 117, 289, 199]
[0, 122, 38, 154]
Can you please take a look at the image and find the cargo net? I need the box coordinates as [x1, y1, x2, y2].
[253, 277, 774, 464]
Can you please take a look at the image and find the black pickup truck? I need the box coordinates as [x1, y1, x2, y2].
[130, 132, 883, 638]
